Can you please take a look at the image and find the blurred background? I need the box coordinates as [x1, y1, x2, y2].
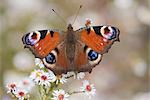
[0, 0, 150, 100]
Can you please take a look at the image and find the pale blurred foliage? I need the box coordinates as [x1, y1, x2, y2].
[0, 0, 150, 100]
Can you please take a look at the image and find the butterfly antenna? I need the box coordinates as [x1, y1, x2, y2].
[72, 5, 83, 25]
[52, 9, 67, 24]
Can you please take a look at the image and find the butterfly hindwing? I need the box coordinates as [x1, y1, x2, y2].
[42, 42, 70, 74]
[74, 42, 103, 73]
[76, 41, 103, 72]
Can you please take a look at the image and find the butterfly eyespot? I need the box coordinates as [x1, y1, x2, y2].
[25, 31, 41, 46]
[101, 26, 116, 40]
[88, 50, 98, 61]
[85, 47, 102, 65]
[43, 50, 58, 68]
[45, 53, 56, 64]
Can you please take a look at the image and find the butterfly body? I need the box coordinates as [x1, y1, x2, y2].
[65, 24, 76, 65]
[22, 23, 120, 74]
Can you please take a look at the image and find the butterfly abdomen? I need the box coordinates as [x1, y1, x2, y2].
[66, 25, 76, 66]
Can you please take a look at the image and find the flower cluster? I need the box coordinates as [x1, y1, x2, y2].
[6, 58, 96, 100]
[6, 78, 34, 100]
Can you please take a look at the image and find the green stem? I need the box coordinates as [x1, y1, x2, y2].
[69, 90, 84, 95]
[38, 81, 63, 100]
[38, 85, 42, 100]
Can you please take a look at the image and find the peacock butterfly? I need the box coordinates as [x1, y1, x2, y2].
[22, 19, 120, 74]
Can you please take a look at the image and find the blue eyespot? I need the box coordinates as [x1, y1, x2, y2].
[106, 27, 116, 40]
[25, 36, 36, 46]
[25, 35, 31, 45]
[110, 27, 117, 39]
[45, 53, 56, 64]
[101, 26, 117, 40]
[88, 50, 98, 61]
[24, 32, 40, 46]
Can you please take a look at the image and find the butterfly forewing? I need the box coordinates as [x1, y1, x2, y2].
[22, 29, 64, 58]
[77, 26, 120, 54]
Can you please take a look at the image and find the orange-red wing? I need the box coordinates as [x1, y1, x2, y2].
[22, 30, 62, 58]
[78, 26, 120, 54]
[34, 31, 59, 58]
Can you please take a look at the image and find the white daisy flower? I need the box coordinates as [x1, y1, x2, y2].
[80, 80, 96, 99]
[14, 88, 29, 100]
[75, 72, 85, 80]
[6, 82, 18, 93]
[39, 72, 53, 87]
[52, 89, 69, 100]
[47, 70, 57, 82]
[56, 75, 67, 84]
[35, 58, 45, 68]
[29, 69, 56, 86]
[29, 69, 44, 84]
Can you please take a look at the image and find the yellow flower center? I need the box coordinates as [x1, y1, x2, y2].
[36, 72, 42, 77]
